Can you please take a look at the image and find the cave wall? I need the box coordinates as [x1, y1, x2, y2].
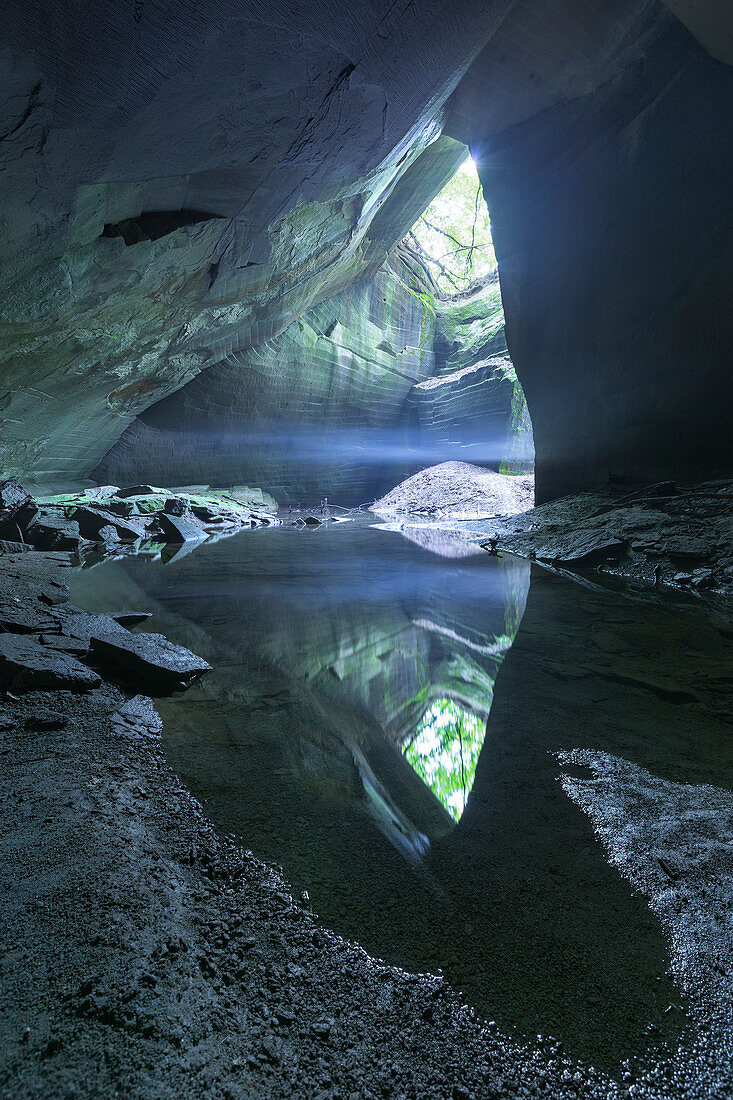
[405, 277, 534, 474]
[0, 1, 497, 484]
[1, 0, 730, 500]
[457, 9, 733, 500]
[96, 260, 438, 504]
[97, 251, 535, 502]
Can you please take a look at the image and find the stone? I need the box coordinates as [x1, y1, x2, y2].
[103, 499, 135, 517]
[110, 695, 162, 742]
[191, 505, 220, 523]
[71, 506, 149, 541]
[111, 613, 153, 628]
[39, 584, 69, 606]
[25, 708, 67, 730]
[26, 515, 83, 552]
[164, 497, 189, 516]
[88, 630, 212, 693]
[114, 485, 165, 499]
[0, 600, 57, 634]
[156, 512, 207, 544]
[0, 478, 32, 511]
[0, 540, 32, 553]
[51, 607, 130, 647]
[97, 524, 120, 543]
[78, 485, 120, 502]
[535, 534, 628, 569]
[0, 634, 101, 692]
[656, 537, 712, 562]
[39, 633, 89, 657]
[0, 503, 38, 540]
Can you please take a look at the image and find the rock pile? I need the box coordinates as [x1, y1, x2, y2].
[372, 461, 534, 519]
[0, 479, 278, 560]
[0, 562, 211, 698]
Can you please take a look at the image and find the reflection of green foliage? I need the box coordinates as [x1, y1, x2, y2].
[403, 698, 485, 821]
[406, 157, 496, 297]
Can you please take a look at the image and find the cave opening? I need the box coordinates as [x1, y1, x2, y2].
[372, 149, 535, 516]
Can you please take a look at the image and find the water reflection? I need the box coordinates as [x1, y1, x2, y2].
[405, 699, 485, 820]
[69, 519, 732, 1071]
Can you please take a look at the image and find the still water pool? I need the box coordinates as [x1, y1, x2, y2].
[70, 518, 732, 1072]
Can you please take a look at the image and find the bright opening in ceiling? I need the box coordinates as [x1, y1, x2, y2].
[403, 155, 496, 297]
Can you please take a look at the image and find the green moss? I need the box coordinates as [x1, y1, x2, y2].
[434, 278, 507, 374]
[499, 378, 534, 475]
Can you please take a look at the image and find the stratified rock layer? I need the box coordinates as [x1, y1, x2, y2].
[2, 2, 729, 502]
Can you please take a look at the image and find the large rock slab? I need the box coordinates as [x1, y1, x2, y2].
[0, 634, 101, 692]
[70, 506, 150, 542]
[533, 534, 629, 569]
[26, 515, 84, 552]
[88, 631, 212, 694]
[156, 512, 207, 544]
[0, 599, 57, 635]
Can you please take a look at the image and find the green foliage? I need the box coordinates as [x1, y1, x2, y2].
[499, 378, 535, 476]
[403, 698, 485, 821]
[406, 157, 496, 297]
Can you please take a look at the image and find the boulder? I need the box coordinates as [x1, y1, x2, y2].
[88, 630, 212, 693]
[0, 634, 101, 692]
[164, 497, 189, 516]
[0, 478, 33, 511]
[71, 506, 149, 541]
[114, 485, 165, 498]
[156, 512, 207, 544]
[26, 515, 83, 551]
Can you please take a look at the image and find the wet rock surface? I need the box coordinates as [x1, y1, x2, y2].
[88, 631, 212, 695]
[0, 633, 101, 693]
[448, 481, 733, 606]
[0, 482, 278, 562]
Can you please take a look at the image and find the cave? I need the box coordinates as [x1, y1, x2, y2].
[1, 3, 731, 1098]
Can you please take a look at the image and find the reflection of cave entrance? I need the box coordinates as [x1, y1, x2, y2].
[402, 697, 484, 820]
[383, 148, 535, 502]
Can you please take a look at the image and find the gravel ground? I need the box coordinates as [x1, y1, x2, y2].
[372, 462, 534, 519]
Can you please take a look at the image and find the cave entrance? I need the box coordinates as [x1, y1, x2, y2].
[376, 151, 534, 516]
